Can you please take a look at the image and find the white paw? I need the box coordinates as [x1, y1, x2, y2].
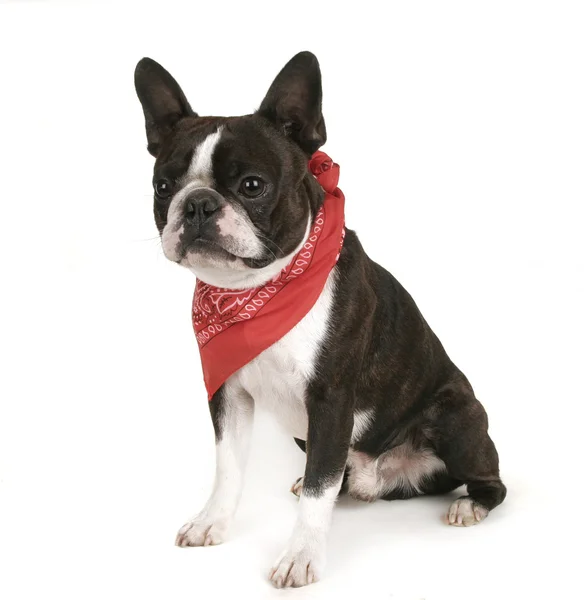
[175, 516, 229, 547]
[269, 535, 325, 588]
[448, 497, 489, 527]
[290, 476, 304, 497]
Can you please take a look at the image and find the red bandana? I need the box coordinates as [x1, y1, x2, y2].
[192, 151, 345, 400]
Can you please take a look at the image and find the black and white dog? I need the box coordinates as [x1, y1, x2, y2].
[135, 51, 506, 588]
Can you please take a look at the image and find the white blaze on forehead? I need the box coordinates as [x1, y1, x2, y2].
[162, 127, 224, 258]
[186, 127, 223, 186]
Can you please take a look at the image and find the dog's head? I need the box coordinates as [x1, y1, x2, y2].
[135, 52, 327, 289]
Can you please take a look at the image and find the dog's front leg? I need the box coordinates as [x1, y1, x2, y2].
[176, 385, 253, 547]
[270, 385, 353, 588]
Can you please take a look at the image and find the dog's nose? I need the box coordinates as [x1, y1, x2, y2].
[184, 189, 222, 226]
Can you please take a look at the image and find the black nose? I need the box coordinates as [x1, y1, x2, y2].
[184, 189, 222, 226]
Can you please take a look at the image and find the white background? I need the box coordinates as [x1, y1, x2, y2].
[1, 1, 583, 598]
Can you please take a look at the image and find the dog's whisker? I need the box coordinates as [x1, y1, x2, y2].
[129, 236, 161, 243]
[255, 233, 285, 258]
[257, 241, 277, 261]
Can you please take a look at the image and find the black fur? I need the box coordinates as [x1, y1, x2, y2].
[135, 51, 506, 516]
[305, 229, 505, 508]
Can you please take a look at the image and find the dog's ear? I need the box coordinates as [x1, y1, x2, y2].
[257, 51, 326, 156]
[134, 58, 196, 157]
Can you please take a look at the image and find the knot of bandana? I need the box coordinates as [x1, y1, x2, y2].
[309, 151, 340, 195]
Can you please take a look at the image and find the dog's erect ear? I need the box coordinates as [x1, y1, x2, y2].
[134, 58, 196, 157]
[257, 51, 326, 156]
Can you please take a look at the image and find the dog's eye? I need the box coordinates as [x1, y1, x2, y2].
[239, 177, 265, 198]
[154, 178, 173, 199]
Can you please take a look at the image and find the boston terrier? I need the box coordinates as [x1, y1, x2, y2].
[134, 51, 506, 588]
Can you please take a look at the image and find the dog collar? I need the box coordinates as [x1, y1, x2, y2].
[192, 151, 346, 400]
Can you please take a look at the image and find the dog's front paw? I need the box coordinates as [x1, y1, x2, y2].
[269, 535, 325, 588]
[447, 497, 489, 527]
[175, 516, 230, 547]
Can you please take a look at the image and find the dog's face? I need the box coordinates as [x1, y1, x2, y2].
[135, 52, 327, 289]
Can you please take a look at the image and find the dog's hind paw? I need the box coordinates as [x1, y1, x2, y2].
[447, 497, 489, 527]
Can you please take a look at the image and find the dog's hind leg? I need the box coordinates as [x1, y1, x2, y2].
[431, 381, 507, 527]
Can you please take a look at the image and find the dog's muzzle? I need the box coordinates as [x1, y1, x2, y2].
[182, 188, 225, 235]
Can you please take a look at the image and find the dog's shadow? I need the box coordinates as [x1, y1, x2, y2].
[323, 487, 465, 564]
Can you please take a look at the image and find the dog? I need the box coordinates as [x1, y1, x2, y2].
[134, 51, 506, 588]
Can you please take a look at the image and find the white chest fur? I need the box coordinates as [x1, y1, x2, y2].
[225, 269, 337, 440]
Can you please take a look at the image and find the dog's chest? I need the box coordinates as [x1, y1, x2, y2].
[227, 270, 336, 439]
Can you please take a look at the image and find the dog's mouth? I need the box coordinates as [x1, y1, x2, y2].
[177, 237, 275, 271]
[180, 238, 239, 263]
